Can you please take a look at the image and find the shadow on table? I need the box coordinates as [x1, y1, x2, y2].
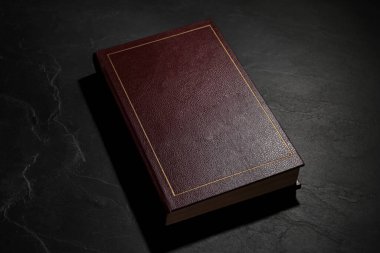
[79, 71, 300, 253]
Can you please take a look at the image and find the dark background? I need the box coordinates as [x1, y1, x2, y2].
[1, 0, 380, 252]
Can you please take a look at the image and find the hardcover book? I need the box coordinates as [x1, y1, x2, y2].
[96, 20, 304, 225]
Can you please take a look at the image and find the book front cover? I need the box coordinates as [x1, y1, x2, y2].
[97, 21, 303, 211]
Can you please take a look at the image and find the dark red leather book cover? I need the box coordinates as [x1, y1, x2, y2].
[96, 20, 304, 212]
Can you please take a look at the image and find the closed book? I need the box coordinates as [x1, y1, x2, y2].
[96, 20, 304, 225]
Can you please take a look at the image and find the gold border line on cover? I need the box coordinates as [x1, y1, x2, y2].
[106, 25, 293, 196]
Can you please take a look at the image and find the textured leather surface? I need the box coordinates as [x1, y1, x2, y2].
[96, 20, 303, 211]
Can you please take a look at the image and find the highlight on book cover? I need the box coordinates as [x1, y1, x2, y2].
[96, 20, 304, 224]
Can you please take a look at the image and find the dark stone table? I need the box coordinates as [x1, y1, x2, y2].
[1, 1, 379, 252]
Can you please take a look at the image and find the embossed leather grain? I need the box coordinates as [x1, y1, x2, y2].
[96, 20, 304, 213]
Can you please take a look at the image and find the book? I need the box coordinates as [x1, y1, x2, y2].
[96, 20, 304, 225]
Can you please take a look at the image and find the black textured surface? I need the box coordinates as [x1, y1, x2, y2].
[1, 1, 380, 252]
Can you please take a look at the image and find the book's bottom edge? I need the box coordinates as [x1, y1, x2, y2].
[165, 167, 301, 225]
[296, 179, 301, 189]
